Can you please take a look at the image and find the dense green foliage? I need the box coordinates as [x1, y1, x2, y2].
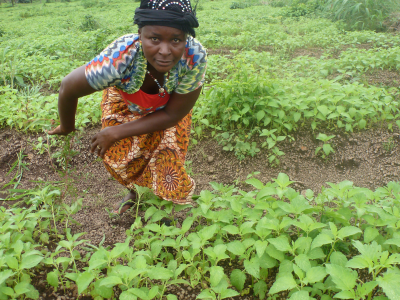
[323, 0, 400, 31]
[3, 175, 400, 299]
[1, 0, 400, 299]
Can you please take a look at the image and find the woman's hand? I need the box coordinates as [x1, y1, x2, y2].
[90, 127, 119, 158]
[48, 125, 75, 136]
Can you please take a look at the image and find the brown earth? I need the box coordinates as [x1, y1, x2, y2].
[1, 123, 400, 299]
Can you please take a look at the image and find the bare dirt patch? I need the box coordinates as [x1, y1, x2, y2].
[364, 69, 400, 87]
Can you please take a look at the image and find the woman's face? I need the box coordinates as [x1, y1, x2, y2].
[139, 25, 187, 74]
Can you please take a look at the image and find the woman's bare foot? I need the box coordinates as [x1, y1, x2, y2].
[113, 190, 138, 215]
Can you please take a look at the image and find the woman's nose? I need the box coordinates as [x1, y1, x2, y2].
[158, 43, 171, 56]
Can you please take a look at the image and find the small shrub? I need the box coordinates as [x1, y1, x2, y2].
[79, 15, 99, 31]
[269, 0, 288, 7]
[19, 11, 34, 18]
[82, 0, 97, 8]
[280, 0, 322, 17]
[230, 2, 250, 9]
[323, 0, 400, 31]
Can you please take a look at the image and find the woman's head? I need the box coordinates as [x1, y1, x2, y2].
[134, 0, 199, 73]
[139, 25, 186, 73]
[134, 0, 199, 38]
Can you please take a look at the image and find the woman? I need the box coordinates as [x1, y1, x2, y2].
[49, 0, 207, 215]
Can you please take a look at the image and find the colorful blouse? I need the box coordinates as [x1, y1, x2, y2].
[85, 33, 207, 95]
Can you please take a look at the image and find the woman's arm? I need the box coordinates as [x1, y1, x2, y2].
[90, 87, 202, 158]
[48, 65, 97, 135]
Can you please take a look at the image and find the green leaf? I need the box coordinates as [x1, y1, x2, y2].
[269, 274, 297, 295]
[6, 257, 18, 270]
[253, 281, 268, 299]
[46, 271, 59, 288]
[20, 255, 43, 270]
[333, 290, 355, 299]
[384, 238, 400, 247]
[295, 254, 311, 272]
[311, 233, 333, 249]
[268, 236, 292, 252]
[257, 110, 266, 122]
[266, 244, 284, 262]
[377, 271, 400, 300]
[346, 256, 369, 269]
[244, 258, 260, 279]
[220, 289, 239, 299]
[222, 225, 239, 235]
[255, 240, 269, 258]
[227, 240, 245, 256]
[209, 266, 224, 287]
[256, 187, 276, 201]
[99, 276, 123, 288]
[197, 289, 216, 299]
[77, 271, 95, 295]
[364, 227, 379, 243]
[2, 286, 14, 296]
[148, 286, 159, 299]
[317, 105, 331, 117]
[166, 295, 178, 300]
[120, 290, 138, 300]
[230, 269, 246, 292]
[289, 290, 310, 300]
[330, 252, 348, 267]
[14, 281, 30, 295]
[305, 266, 327, 284]
[337, 226, 362, 240]
[325, 264, 357, 291]
[148, 267, 173, 281]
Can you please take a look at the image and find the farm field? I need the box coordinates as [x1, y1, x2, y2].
[2, 0, 400, 299]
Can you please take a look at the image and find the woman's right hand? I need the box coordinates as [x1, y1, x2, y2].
[48, 125, 75, 136]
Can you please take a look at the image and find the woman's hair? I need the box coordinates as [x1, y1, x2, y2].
[134, 0, 199, 37]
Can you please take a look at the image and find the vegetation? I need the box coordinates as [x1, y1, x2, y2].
[1, 0, 400, 298]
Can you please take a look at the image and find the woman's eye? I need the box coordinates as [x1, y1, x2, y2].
[151, 37, 159, 42]
[173, 38, 180, 43]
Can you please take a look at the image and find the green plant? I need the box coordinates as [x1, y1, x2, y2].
[3, 148, 29, 190]
[315, 133, 335, 159]
[382, 137, 396, 152]
[323, 0, 400, 31]
[79, 15, 99, 32]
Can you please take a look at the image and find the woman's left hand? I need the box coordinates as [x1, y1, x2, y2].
[90, 127, 119, 159]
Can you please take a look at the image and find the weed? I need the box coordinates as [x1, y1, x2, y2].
[79, 15, 99, 32]
[315, 133, 335, 159]
[382, 137, 396, 152]
[323, 0, 400, 31]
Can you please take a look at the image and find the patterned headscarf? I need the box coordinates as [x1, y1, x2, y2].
[134, 0, 199, 37]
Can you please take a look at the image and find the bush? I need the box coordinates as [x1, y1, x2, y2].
[79, 15, 99, 31]
[279, 0, 324, 18]
[323, 0, 400, 31]
[269, 0, 287, 7]
[230, 2, 251, 9]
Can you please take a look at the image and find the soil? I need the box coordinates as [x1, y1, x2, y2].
[1, 123, 400, 299]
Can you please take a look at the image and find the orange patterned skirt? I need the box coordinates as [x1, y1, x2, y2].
[100, 87, 195, 204]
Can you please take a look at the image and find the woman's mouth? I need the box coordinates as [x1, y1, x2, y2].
[156, 60, 172, 67]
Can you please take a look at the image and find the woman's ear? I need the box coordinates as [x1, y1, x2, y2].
[138, 28, 142, 40]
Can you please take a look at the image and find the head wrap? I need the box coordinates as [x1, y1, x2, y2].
[134, 0, 199, 37]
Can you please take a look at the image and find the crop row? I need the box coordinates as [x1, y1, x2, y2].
[2, 174, 400, 299]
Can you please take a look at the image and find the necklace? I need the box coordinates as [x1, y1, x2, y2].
[146, 70, 169, 98]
